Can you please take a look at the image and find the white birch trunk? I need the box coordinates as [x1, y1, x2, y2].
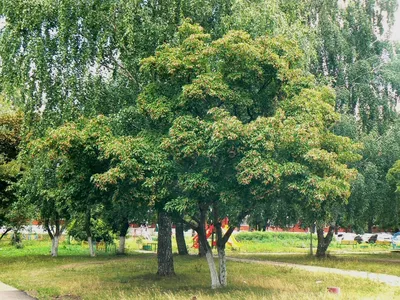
[205, 250, 221, 289]
[51, 235, 60, 257]
[118, 236, 126, 254]
[217, 247, 227, 286]
[88, 236, 96, 257]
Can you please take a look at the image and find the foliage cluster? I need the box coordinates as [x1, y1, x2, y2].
[235, 232, 316, 243]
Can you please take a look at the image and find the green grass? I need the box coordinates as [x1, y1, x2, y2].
[1, 239, 400, 299]
[231, 252, 400, 277]
[229, 232, 392, 254]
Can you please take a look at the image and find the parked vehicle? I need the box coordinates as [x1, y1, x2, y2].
[369, 233, 392, 245]
[392, 233, 400, 249]
[361, 233, 374, 243]
[354, 235, 363, 244]
[336, 233, 357, 244]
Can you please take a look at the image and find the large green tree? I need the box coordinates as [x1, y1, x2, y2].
[139, 21, 358, 287]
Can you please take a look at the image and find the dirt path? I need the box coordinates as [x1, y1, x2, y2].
[0, 281, 35, 300]
[227, 257, 400, 286]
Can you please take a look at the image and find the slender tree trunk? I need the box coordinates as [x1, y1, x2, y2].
[118, 221, 130, 254]
[198, 227, 220, 289]
[85, 210, 95, 257]
[157, 210, 175, 276]
[51, 235, 60, 257]
[205, 248, 221, 289]
[88, 236, 96, 257]
[197, 209, 221, 289]
[119, 236, 126, 254]
[368, 220, 373, 233]
[217, 246, 227, 287]
[214, 221, 235, 287]
[175, 222, 188, 255]
[316, 225, 335, 258]
[198, 238, 206, 257]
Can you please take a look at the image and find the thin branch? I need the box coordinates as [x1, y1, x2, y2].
[181, 215, 199, 230]
[0, 228, 12, 240]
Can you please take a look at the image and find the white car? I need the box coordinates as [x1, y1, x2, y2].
[361, 233, 374, 243]
[336, 233, 357, 244]
[368, 233, 392, 245]
[376, 233, 392, 245]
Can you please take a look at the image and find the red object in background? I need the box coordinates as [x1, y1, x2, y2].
[192, 224, 214, 249]
[327, 287, 340, 294]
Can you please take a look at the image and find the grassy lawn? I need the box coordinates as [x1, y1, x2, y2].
[231, 231, 393, 254]
[231, 252, 400, 277]
[1, 239, 400, 299]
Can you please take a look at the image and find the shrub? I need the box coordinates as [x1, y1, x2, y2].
[235, 231, 317, 243]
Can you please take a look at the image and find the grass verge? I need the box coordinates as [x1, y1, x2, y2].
[1, 240, 400, 299]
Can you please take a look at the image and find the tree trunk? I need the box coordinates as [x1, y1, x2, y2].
[205, 248, 221, 289]
[368, 220, 373, 233]
[217, 246, 227, 287]
[88, 236, 96, 257]
[119, 236, 126, 254]
[175, 222, 188, 255]
[197, 215, 221, 289]
[118, 221, 129, 254]
[316, 225, 335, 258]
[45, 219, 62, 257]
[51, 235, 60, 257]
[198, 226, 221, 289]
[198, 238, 206, 257]
[157, 210, 175, 276]
[85, 209, 95, 257]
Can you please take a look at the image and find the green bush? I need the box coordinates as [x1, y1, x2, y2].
[235, 231, 317, 243]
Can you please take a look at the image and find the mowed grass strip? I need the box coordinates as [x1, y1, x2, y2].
[1, 241, 399, 299]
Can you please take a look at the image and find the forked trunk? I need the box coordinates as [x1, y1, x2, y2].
[197, 221, 221, 289]
[157, 210, 175, 276]
[175, 222, 188, 255]
[88, 236, 96, 257]
[213, 206, 234, 288]
[45, 218, 64, 257]
[316, 225, 335, 258]
[51, 235, 60, 257]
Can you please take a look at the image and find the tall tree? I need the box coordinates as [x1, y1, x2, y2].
[140, 21, 358, 286]
[222, 0, 399, 131]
